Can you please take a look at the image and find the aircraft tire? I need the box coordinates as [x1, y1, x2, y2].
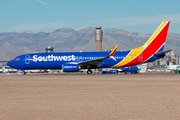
[116, 71, 119, 74]
[87, 69, 92, 74]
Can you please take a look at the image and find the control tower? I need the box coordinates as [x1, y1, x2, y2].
[94, 27, 103, 51]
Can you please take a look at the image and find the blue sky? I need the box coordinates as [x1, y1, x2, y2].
[0, 0, 180, 34]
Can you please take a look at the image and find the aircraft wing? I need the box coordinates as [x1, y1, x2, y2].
[79, 57, 107, 66]
[79, 45, 118, 67]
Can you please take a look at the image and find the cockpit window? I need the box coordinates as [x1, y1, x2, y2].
[13, 58, 20, 61]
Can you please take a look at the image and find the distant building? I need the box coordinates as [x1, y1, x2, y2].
[0, 61, 8, 67]
[152, 60, 157, 66]
[0, 61, 14, 73]
[45, 46, 54, 53]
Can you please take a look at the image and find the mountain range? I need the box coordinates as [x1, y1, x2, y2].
[0, 27, 180, 61]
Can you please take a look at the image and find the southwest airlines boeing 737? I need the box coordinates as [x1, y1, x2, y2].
[7, 21, 171, 74]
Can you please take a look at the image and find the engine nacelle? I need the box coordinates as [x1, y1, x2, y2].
[62, 63, 80, 72]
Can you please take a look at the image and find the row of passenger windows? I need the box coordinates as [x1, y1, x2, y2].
[12, 56, 133, 61]
[80, 56, 133, 60]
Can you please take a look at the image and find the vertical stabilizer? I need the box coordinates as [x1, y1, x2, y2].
[143, 21, 170, 53]
[112, 21, 170, 68]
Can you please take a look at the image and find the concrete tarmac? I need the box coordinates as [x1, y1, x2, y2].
[0, 73, 180, 120]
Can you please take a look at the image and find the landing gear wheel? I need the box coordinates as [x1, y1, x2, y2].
[17, 71, 26, 75]
[87, 69, 92, 74]
[116, 71, 119, 74]
[23, 72, 26, 75]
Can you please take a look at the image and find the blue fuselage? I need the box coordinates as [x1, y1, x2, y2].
[7, 50, 162, 70]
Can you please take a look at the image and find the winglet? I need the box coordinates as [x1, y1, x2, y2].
[109, 45, 118, 56]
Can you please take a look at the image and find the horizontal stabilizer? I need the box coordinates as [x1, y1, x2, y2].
[154, 49, 172, 56]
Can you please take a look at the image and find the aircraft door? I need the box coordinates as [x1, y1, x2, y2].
[25, 55, 30, 64]
[138, 54, 143, 62]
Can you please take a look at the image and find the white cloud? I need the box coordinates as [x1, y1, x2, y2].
[35, 0, 47, 6]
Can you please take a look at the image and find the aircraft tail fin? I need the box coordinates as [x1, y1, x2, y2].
[143, 21, 170, 53]
[106, 21, 171, 68]
[165, 55, 170, 65]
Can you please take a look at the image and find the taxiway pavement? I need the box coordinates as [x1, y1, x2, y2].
[0, 73, 180, 120]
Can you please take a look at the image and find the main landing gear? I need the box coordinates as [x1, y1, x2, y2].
[87, 69, 92, 74]
[17, 71, 26, 75]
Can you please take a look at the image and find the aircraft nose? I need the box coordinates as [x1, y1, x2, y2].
[7, 60, 16, 68]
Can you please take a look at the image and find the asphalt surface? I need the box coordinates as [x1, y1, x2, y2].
[0, 73, 180, 120]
